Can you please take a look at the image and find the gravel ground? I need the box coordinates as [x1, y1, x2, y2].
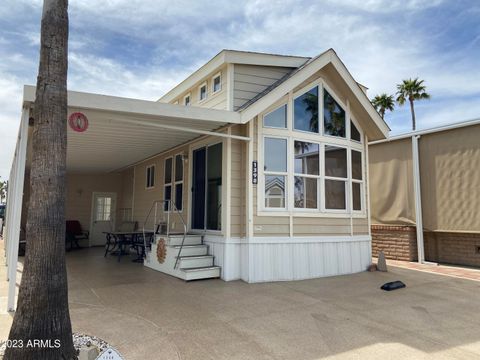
[0, 332, 110, 358]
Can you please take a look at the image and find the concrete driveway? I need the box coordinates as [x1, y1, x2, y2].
[2, 247, 480, 359]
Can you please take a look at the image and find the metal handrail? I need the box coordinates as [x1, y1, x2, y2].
[142, 200, 187, 270]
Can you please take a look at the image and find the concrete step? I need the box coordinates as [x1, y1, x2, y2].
[171, 244, 208, 257]
[178, 255, 214, 269]
[165, 234, 202, 246]
[181, 266, 221, 281]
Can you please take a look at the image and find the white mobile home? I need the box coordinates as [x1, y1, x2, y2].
[5, 49, 389, 309]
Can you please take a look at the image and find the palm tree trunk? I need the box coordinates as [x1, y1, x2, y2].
[409, 98, 416, 131]
[4, 1, 74, 359]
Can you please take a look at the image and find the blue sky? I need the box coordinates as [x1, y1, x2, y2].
[1, 0, 479, 178]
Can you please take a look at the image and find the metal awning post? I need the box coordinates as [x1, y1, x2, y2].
[412, 135, 425, 263]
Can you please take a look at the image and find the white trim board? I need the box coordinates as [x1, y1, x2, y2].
[369, 116, 480, 145]
[202, 235, 370, 244]
[23, 85, 241, 125]
[159, 50, 309, 103]
[239, 49, 389, 140]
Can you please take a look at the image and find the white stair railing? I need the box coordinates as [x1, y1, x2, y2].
[142, 200, 187, 270]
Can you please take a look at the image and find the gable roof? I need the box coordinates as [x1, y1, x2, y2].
[158, 49, 310, 103]
[238, 48, 390, 141]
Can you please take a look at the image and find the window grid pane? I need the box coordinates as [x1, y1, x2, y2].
[213, 76, 221, 92]
[351, 150, 362, 180]
[325, 146, 347, 178]
[175, 183, 183, 211]
[294, 87, 319, 133]
[264, 105, 287, 128]
[294, 176, 318, 209]
[351, 120, 361, 142]
[175, 155, 183, 182]
[352, 182, 362, 211]
[294, 141, 319, 175]
[325, 179, 346, 210]
[165, 158, 172, 184]
[265, 175, 286, 208]
[324, 90, 346, 137]
[264, 137, 287, 172]
[164, 185, 172, 211]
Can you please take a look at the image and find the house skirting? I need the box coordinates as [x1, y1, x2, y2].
[372, 225, 480, 268]
[424, 232, 480, 267]
[204, 235, 371, 283]
[371, 225, 418, 261]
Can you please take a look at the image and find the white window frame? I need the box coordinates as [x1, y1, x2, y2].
[292, 83, 321, 135]
[145, 164, 155, 189]
[263, 103, 288, 129]
[212, 72, 222, 94]
[189, 140, 224, 233]
[173, 153, 184, 212]
[199, 82, 207, 102]
[350, 148, 364, 213]
[322, 82, 348, 140]
[293, 139, 320, 211]
[258, 78, 366, 217]
[184, 93, 191, 106]
[323, 143, 349, 213]
[163, 157, 173, 212]
[261, 135, 289, 211]
[350, 115, 363, 144]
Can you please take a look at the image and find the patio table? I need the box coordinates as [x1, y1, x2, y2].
[103, 231, 154, 262]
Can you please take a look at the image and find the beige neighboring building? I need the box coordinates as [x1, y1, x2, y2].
[369, 120, 480, 266]
[5, 48, 389, 310]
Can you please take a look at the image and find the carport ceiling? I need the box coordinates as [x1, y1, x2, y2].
[23, 86, 240, 173]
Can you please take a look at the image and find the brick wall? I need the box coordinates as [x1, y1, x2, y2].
[371, 225, 418, 261]
[424, 232, 480, 267]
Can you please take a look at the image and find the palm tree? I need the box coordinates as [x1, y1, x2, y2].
[396, 78, 430, 131]
[371, 93, 395, 120]
[0, 179, 7, 204]
[5, 0, 75, 359]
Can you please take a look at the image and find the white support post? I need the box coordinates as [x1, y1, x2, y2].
[412, 135, 425, 263]
[246, 120, 254, 240]
[6, 106, 29, 312]
[365, 136, 371, 238]
[225, 127, 232, 240]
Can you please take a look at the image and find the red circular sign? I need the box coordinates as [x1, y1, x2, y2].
[68, 112, 89, 132]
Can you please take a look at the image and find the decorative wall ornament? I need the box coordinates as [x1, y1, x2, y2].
[68, 112, 89, 132]
[157, 238, 167, 263]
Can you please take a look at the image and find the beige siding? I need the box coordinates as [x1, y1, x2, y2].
[293, 217, 351, 236]
[119, 168, 134, 220]
[65, 173, 124, 233]
[254, 216, 290, 236]
[171, 65, 228, 110]
[419, 125, 480, 231]
[352, 218, 369, 235]
[233, 65, 293, 110]
[132, 144, 190, 232]
[230, 124, 247, 237]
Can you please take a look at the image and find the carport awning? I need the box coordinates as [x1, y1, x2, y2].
[23, 85, 244, 173]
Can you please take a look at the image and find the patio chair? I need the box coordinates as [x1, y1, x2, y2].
[65, 220, 88, 250]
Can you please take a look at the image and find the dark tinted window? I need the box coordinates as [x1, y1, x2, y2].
[324, 90, 345, 137]
[294, 87, 318, 133]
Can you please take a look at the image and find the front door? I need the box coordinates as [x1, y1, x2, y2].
[90, 192, 116, 246]
[191, 143, 222, 231]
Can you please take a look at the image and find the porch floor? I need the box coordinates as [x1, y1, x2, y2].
[2, 246, 480, 359]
